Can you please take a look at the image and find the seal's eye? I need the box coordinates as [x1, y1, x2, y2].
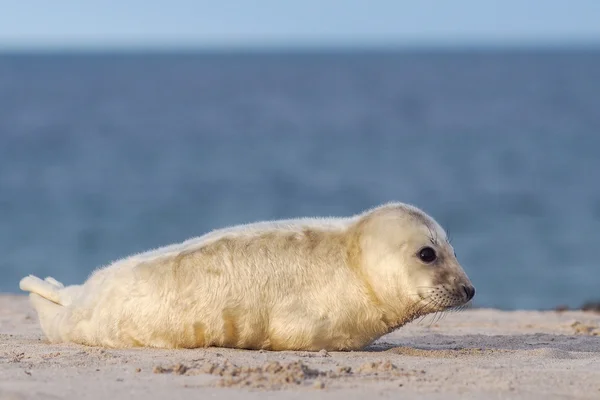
[418, 247, 437, 263]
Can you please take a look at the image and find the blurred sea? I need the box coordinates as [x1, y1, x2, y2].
[1, 50, 599, 310]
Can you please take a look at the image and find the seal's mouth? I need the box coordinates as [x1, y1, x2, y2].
[417, 284, 476, 313]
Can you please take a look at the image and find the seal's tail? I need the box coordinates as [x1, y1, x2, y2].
[19, 275, 71, 343]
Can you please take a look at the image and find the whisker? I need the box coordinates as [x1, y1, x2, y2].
[417, 312, 431, 324]
[425, 312, 437, 327]
[429, 310, 445, 327]
[418, 296, 445, 325]
[432, 311, 445, 326]
[413, 298, 435, 324]
[414, 301, 432, 320]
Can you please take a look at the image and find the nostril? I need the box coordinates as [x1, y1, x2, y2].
[462, 285, 475, 301]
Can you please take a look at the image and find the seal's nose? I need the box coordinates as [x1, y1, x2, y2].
[462, 285, 475, 301]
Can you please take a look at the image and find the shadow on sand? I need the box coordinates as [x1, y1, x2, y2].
[365, 333, 600, 355]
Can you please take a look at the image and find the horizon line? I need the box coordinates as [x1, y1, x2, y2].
[1, 41, 600, 55]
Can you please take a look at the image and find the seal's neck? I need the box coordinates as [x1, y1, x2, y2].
[344, 224, 434, 340]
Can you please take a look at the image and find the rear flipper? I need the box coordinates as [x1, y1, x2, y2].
[20, 275, 63, 305]
[20, 275, 73, 343]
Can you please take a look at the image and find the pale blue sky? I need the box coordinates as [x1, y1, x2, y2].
[1, 0, 599, 50]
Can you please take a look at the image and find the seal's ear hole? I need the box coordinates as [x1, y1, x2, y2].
[417, 247, 437, 264]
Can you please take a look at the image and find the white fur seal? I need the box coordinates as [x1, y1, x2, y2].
[19, 202, 475, 351]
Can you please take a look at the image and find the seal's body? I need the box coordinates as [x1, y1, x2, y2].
[20, 202, 475, 351]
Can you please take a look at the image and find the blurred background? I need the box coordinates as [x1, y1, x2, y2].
[0, 0, 599, 310]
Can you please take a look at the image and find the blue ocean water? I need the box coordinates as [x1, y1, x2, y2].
[0, 50, 599, 310]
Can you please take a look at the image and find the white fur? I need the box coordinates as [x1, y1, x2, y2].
[19, 202, 474, 351]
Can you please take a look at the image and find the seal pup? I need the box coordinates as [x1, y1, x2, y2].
[19, 202, 475, 351]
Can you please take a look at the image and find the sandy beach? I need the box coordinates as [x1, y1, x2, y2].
[1, 294, 599, 400]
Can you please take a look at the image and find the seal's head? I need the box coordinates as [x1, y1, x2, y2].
[355, 202, 475, 321]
